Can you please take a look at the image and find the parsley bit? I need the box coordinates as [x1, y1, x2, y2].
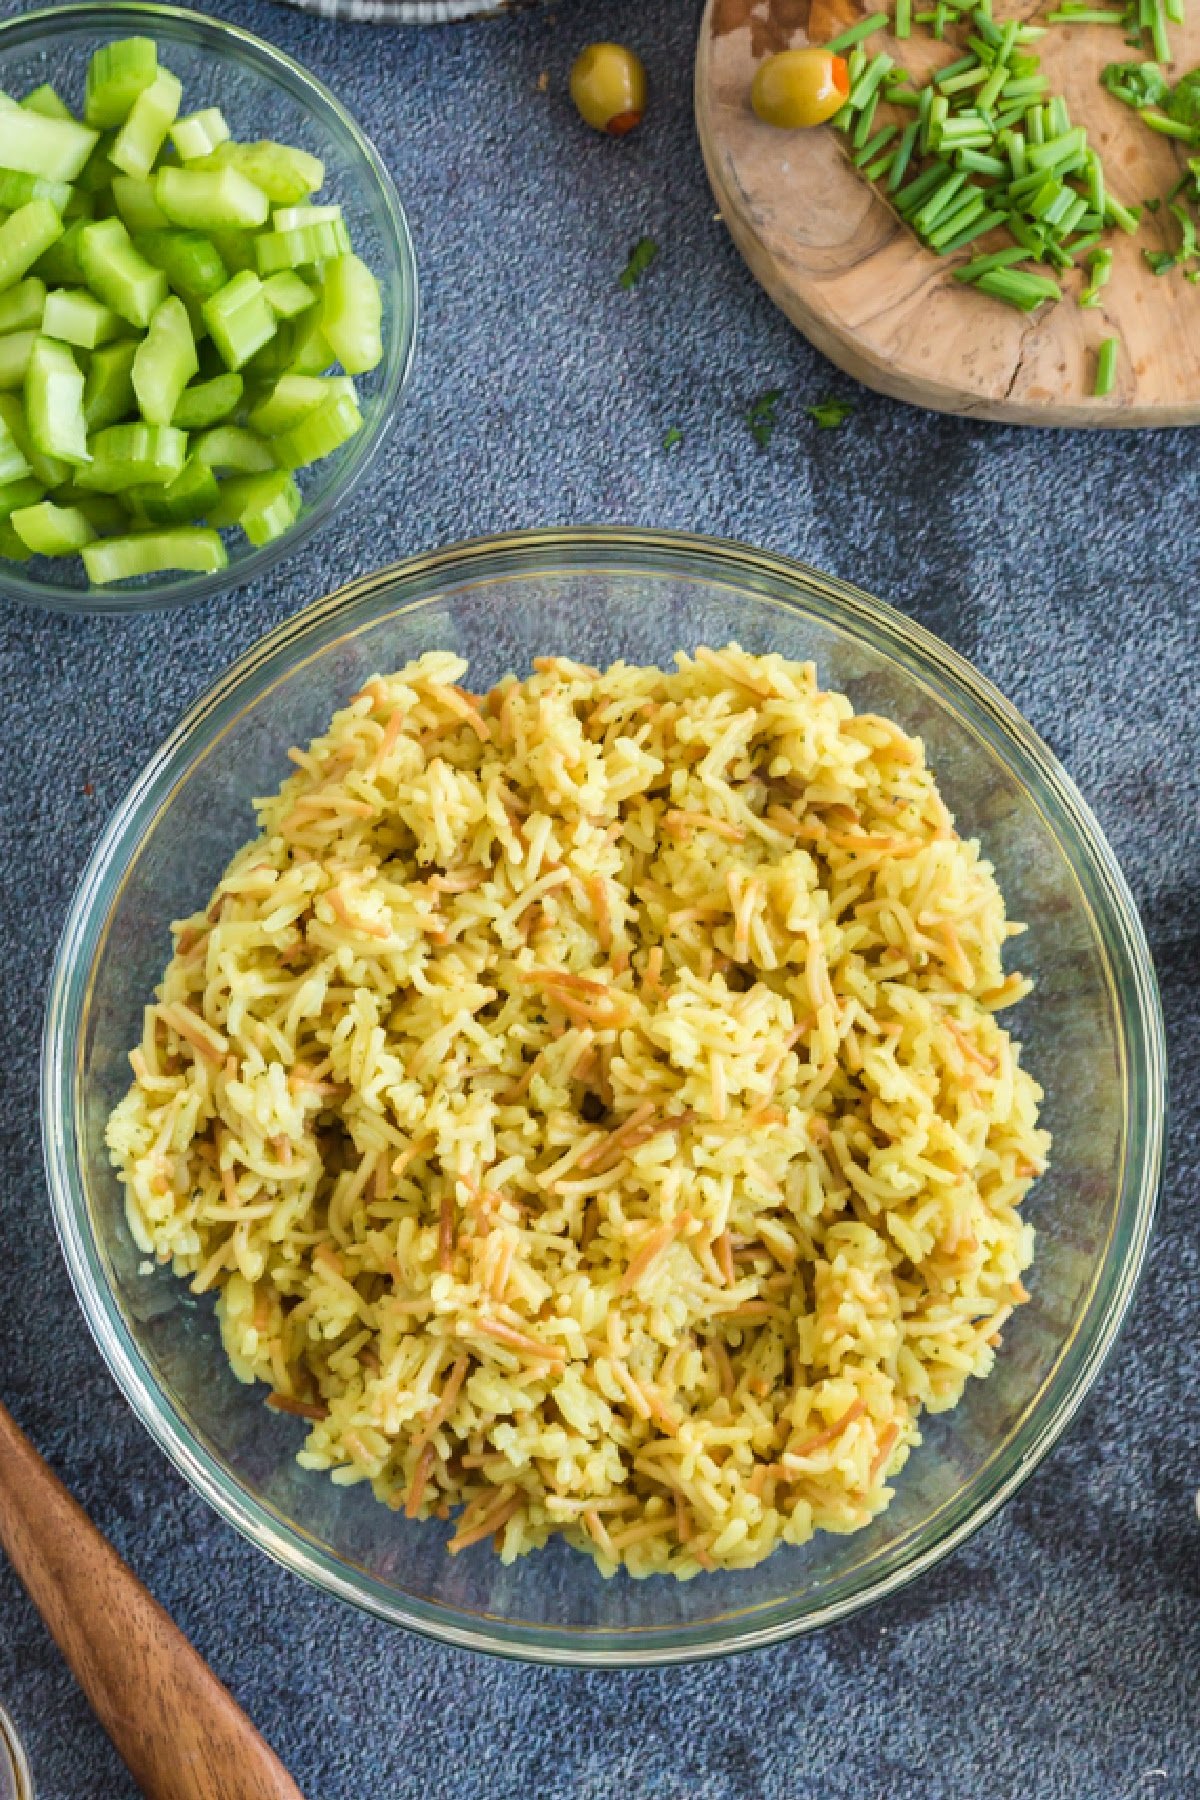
[805, 398, 856, 429]
[745, 387, 783, 449]
[619, 236, 659, 290]
[662, 427, 684, 451]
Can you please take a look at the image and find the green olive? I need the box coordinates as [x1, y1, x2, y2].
[570, 42, 648, 136]
[751, 47, 851, 129]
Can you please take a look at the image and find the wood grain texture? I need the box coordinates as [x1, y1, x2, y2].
[0, 1402, 304, 1800]
[697, 0, 1200, 424]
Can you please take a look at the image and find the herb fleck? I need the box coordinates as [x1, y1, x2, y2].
[805, 398, 856, 429]
[745, 387, 783, 448]
[662, 427, 684, 451]
[1143, 249, 1176, 274]
[619, 236, 659, 290]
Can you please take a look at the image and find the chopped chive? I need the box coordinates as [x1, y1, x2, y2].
[938, 206, 1008, 250]
[825, 12, 889, 52]
[886, 87, 924, 107]
[917, 85, 935, 155]
[928, 193, 990, 247]
[848, 53, 895, 112]
[852, 90, 881, 147]
[976, 67, 1009, 112]
[1046, 6, 1124, 17]
[956, 148, 1008, 176]
[933, 2, 951, 35]
[853, 124, 899, 166]
[895, 161, 952, 215]
[975, 266, 1062, 307]
[1139, 110, 1198, 141]
[1085, 152, 1105, 218]
[939, 66, 993, 94]
[1047, 97, 1071, 136]
[1093, 336, 1119, 396]
[887, 121, 921, 190]
[1143, 248, 1175, 273]
[1078, 245, 1113, 307]
[1006, 130, 1027, 176]
[911, 169, 971, 233]
[1169, 200, 1198, 260]
[954, 244, 1036, 280]
[895, 0, 913, 36]
[1149, 0, 1170, 65]
[992, 104, 1028, 131]
[1104, 194, 1142, 234]
[934, 55, 979, 86]
[862, 149, 898, 181]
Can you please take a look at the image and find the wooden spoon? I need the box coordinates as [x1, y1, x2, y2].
[0, 1399, 305, 1800]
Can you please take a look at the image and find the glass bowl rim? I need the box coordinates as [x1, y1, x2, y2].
[0, 0, 419, 617]
[41, 525, 1167, 1665]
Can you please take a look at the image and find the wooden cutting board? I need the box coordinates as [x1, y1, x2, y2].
[696, 0, 1200, 425]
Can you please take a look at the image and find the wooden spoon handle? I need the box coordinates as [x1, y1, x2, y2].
[0, 1400, 305, 1800]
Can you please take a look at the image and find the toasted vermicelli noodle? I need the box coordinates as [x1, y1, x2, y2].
[106, 646, 1049, 1578]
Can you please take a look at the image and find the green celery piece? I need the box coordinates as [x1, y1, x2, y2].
[170, 109, 230, 163]
[82, 524, 226, 582]
[10, 499, 95, 554]
[110, 69, 182, 181]
[171, 370, 242, 429]
[321, 255, 382, 375]
[33, 217, 87, 285]
[43, 287, 123, 349]
[77, 420, 187, 490]
[83, 338, 138, 429]
[0, 170, 71, 212]
[55, 485, 126, 533]
[0, 276, 45, 334]
[156, 165, 270, 231]
[192, 423, 274, 472]
[271, 203, 343, 232]
[80, 217, 167, 327]
[112, 173, 170, 233]
[285, 308, 334, 375]
[132, 295, 198, 425]
[260, 271, 314, 319]
[189, 141, 324, 204]
[0, 475, 47, 520]
[208, 469, 301, 545]
[254, 219, 350, 275]
[0, 110, 98, 182]
[75, 132, 117, 195]
[85, 38, 158, 129]
[127, 453, 219, 524]
[0, 200, 65, 294]
[0, 517, 32, 559]
[0, 410, 31, 483]
[21, 84, 74, 122]
[25, 334, 89, 465]
[202, 270, 277, 371]
[134, 228, 228, 302]
[246, 373, 354, 435]
[272, 389, 363, 469]
[208, 229, 257, 275]
[0, 329, 38, 390]
[0, 388, 67, 485]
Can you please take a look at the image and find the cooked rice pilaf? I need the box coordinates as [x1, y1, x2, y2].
[107, 645, 1049, 1578]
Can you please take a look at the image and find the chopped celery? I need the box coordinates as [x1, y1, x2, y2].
[56, 486, 126, 533]
[85, 38, 158, 129]
[112, 173, 170, 232]
[10, 499, 95, 554]
[33, 217, 87, 286]
[127, 454, 218, 523]
[110, 69, 182, 181]
[284, 309, 334, 375]
[0, 171, 71, 213]
[0, 277, 45, 334]
[25, 334, 90, 465]
[42, 287, 124, 349]
[75, 132, 116, 195]
[272, 203, 343, 232]
[208, 229, 257, 275]
[0, 200, 65, 294]
[134, 228, 228, 301]
[82, 525, 226, 582]
[77, 421, 187, 490]
[189, 141, 324, 204]
[132, 294, 197, 423]
[83, 338, 138, 429]
[0, 410, 31, 483]
[208, 469, 301, 544]
[0, 389, 67, 485]
[0, 475, 46, 519]
[79, 217, 167, 327]
[171, 370, 242, 429]
[21, 85, 74, 122]
[192, 423, 274, 472]
[170, 109, 230, 162]
[254, 218, 350, 274]
[0, 518, 31, 559]
[0, 110, 98, 181]
[246, 372, 355, 435]
[0, 330, 37, 390]
[272, 388, 362, 469]
[321, 255, 382, 375]
[202, 270, 276, 370]
[156, 165, 269, 231]
[261, 270, 314, 319]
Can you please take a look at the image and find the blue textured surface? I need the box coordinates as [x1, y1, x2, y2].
[1, 1, 1198, 1795]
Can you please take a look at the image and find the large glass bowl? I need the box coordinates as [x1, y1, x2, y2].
[42, 528, 1166, 1664]
[0, 2, 417, 615]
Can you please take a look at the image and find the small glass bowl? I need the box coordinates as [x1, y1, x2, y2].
[0, 1707, 33, 1800]
[43, 528, 1166, 1664]
[0, 2, 418, 615]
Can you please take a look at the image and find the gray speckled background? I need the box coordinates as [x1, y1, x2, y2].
[1, 1, 1198, 1795]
